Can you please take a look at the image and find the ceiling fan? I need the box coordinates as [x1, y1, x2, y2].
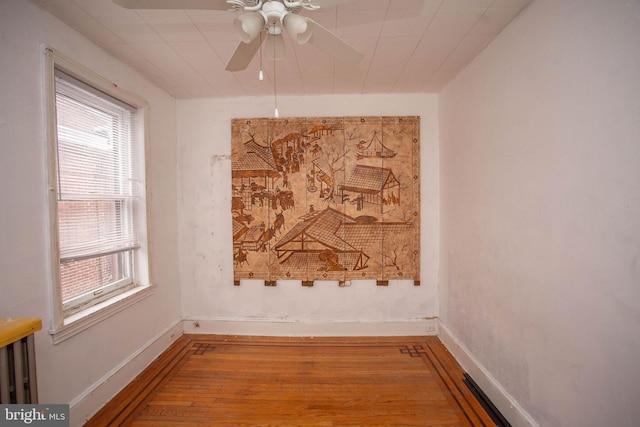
[113, 0, 365, 72]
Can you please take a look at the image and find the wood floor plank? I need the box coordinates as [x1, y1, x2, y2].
[85, 335, 496, 426]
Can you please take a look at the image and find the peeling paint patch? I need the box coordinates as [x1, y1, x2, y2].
[211, 154, 231, 165]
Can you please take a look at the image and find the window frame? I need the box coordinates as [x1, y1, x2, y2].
[44, 47, 154, 344]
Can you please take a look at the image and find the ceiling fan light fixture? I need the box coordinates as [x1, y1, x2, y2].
[233, 12, 265, 44]
[283, 13, 312, 45]
[117, 0, 367, 72]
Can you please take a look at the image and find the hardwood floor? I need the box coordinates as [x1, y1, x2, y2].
[86, 335, 495, 426]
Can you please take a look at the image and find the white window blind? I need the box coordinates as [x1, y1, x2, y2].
[54, 70, 143, 306]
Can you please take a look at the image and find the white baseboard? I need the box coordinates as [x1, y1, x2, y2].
[438, 321, 538, 427]
[69, 319, 184, 427]
[183, 318, 438, 337]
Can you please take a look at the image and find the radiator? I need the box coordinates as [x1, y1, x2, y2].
[0, 318, 42, 404]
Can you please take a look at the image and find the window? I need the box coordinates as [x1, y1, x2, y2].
[45, 49, 151, 341]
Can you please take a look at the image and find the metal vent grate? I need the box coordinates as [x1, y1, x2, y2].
[463, 373, 511, 427]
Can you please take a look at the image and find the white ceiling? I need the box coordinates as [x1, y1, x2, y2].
[32, 0, 532, 99]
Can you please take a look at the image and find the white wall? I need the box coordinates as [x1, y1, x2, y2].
[177, 94, 439, 335]
[11, 0, 639, 425]
[0, 1, 181, 424]
[439, 0, 640, 426]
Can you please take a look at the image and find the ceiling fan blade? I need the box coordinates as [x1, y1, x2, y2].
[113, 0, 229, 10]
[308, 0, 362, 8]
[306, 19, 364, 65]
[225, 35, 264, 72]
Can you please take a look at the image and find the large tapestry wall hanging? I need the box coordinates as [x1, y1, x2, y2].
[231, 116, 420, 286]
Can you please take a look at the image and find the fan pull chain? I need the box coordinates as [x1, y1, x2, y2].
[273, 23, 279, 118]
[259, 31, 264, 81]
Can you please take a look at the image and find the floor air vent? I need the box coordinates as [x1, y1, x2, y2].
[463, 373, 511, 427]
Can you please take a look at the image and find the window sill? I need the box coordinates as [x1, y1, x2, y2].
[49, 283, 155, 345]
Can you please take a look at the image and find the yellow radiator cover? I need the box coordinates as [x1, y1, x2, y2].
[0, 318, 42, 348]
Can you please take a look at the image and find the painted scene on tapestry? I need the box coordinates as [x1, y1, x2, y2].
[231, 116, 420, 286]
